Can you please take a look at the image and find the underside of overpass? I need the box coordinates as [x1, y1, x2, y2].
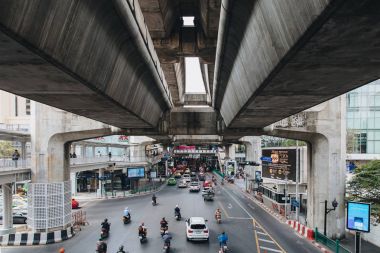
[0, 0, 380, 143]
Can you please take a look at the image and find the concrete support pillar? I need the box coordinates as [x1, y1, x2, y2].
[242, 136, 261, 162]
[98, 168, 104, 197]
[21, 141, 27, 167]
[81, 145, 86, 158]
[0, 183, 16, 235]
[225, 144, 235, 160]
[91, 145, 95, 158]
[70, 172, 77, 196]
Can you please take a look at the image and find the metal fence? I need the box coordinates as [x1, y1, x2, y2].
[0, 157, 31, 168]
[315, 228, 351, 253]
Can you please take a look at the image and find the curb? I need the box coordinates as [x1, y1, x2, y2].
[0, 227, 74, 246]
[286, 220, 314, 240]
[312, 241, 331, 253]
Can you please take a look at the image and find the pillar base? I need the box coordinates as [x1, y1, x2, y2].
[0, 227, 16, 236]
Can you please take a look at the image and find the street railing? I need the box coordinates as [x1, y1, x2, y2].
[0, 157, 31, 168]
[69, 155, 147, 165]
[315, 228, 351, 253]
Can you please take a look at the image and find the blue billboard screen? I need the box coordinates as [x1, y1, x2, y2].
[347, 202, 371, 232]
[127, 167, 145, 178]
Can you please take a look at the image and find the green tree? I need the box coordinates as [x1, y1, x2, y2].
[346, 160, 380, 222]
[0, 141, 14, 157]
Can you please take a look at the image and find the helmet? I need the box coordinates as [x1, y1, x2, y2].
[162, 217, 166, 220]
[141, 222, 145, 226]
[175, 204, 178, 208]
[164, 230, 169, 234]
[119, 245, 124, 250]
[59, 248, 65, 253]
[104, 218, 108, 222]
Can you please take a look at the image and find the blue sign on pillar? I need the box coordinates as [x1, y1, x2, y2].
[260, 156, 272, 163]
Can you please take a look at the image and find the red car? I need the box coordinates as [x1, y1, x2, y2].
[72, 198, 79, 209]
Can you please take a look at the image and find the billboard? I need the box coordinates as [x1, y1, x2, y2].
[347, 201, 371, 232]
[262, 149, 296, 181]
[127, 167, 145, 178]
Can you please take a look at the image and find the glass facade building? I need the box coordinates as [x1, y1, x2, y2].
[346, 80, 380, 154]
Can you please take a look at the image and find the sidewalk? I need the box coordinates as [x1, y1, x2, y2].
[233, 178, 380, 253]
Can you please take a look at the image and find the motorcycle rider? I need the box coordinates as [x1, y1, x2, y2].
[123, 207, 131, 220]
[101, 218, 110, 233]
[218, 231, 229, 248]
[138, 222, 147, 237]
[162, 230, 172, 247]
[215, 208, 222, 221]
[152, 194, 157, 205]
[174, 205, 181, 219]
[160, 217, 168, 228]
[96, 239, 107, 253]
[116, 245, 126, 253]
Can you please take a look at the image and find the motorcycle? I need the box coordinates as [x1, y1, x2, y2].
[122, 215, 131, 224]
[162, 242, 170, 253]
[100, 227, 109, 239]
[215, 214, 221, 224]
[152, 200, 157, 206]
[139, 229, 147, 243]
[96, 241, 107, 253]
[174, 211, 181, 221]
[219, 244, 228, 253]
[160, 226, 168, 236]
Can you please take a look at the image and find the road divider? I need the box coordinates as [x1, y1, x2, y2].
[287, 220, 314, 240]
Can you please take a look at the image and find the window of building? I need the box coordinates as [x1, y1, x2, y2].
[26, 99, 31, 115]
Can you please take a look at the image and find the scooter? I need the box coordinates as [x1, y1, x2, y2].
[122, 215, 131, 224]
[219, 244, 228, 253]
[100, 227, 109, 239]
[152, 200, 157, 206]
[175, 212, 181, 221]
[139, 230, 147, 243]
[160, 226, 168, 236]
[96, 241, 107, 253]
[162, 242, 170, 253]
[216, 214, 221, 224]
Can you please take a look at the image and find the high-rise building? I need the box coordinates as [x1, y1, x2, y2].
[346, 79, 380, 162]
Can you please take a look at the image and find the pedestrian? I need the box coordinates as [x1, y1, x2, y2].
[12, 149, 20, 168]
[59, 248, 65, 253]
[108, 152, 112, 161]
[97, 150, 102, 157]
[72, 152, 77, 158]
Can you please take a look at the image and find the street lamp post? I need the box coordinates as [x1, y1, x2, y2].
[324, 199, 338, 236]
[283, 170, 290, 218]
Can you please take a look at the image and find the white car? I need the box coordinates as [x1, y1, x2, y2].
[186, 217, 209, 241]
[183, 174, 191, 183]
[189, 182, 200, 192]
[201, 186, 214, 196]
[178, 179, 188, 188]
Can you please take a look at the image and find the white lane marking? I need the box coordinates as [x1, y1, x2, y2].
[248, 203, 255, 210]
[259, 238, 276, 244]
[228, 217, 253, 220]
[259, 246, 283, 253]
[227, 203, 233, 209]
[256, 231, 267, 236]
[222, 187, 253, 219]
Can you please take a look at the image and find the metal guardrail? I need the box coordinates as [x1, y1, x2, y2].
[69, 156, 147, 165]
[315, 228, 351, 253]
[0, 158, 31, 168]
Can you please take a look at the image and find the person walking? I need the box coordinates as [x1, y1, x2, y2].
[12, 149, 20, 168]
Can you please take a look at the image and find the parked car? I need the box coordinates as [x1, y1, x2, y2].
[167, 178, 177, 186]
[0, 214, 27, 225]
[189, 182, 200, 192]
[72, 198, 79, 209]
[178, 179, 188, 188]
[186, 217, 209, 241]
[183, 174, 191, 183]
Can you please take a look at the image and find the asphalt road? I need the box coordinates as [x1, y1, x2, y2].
[2, 174, 320, 253]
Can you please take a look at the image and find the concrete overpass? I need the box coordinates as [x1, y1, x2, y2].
[1, 0, 380, 238]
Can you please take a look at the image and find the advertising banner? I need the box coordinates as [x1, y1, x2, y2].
[347, 201, 371, 232]
[262, 149, 296, 181]
[127, 167, 145, 178]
